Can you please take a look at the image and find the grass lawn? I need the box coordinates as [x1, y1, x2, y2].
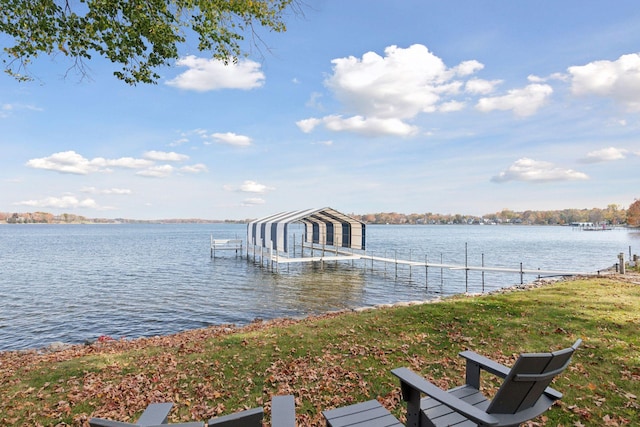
[1, 276, 638, 426]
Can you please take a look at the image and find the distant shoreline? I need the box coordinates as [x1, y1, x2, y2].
[1, 205, 632, 226]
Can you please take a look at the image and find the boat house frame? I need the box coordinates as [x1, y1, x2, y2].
[246, 207, 366, 264]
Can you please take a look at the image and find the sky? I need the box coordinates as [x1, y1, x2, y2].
[1, 0, 640, 220]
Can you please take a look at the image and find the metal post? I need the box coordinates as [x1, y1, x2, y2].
[273, 245, 277, 271]
[619, 253, 626, 274]
[520, 262, 523, 284]
[409, 249, 412, 280]
[384, 250, 387, 274]
[425, 254, 428, 291]
[440, 253, 443, 288]
[395, 250, 398, 279]
[465, 242, 468, 293]
[481, 253, 485, 293]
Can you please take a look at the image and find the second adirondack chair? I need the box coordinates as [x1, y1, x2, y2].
[392, 339, 582, 427]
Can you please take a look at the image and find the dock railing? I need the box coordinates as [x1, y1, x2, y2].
[244, 235, 609, 291]
[210, 236, 243, 258]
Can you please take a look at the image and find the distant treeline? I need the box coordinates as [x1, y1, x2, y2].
[0, 204, 630, 226]
[0, 212, 247, 224]
[352, 205, 628, 225]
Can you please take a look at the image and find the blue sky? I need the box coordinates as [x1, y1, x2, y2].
[2, 0, 640, 220]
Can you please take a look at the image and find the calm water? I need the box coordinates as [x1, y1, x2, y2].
[1, 223, 637, 351]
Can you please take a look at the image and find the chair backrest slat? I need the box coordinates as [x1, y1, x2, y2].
[207, 407, 263, 427]
[487, 339, 581, 414]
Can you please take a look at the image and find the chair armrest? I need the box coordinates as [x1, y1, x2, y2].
[460, 351, 511, 378]
[207, 407, 263, 426]
[147, 424, 204, 427]
[272, 395, 296, 427]
[89, 419, 137, 427]
[137, 403, 174, 426]
[391, 367, 499, 426]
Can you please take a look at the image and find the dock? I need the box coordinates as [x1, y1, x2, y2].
[210, 237, 243, 258]
[245, 240, 602, 291]
[212, 208, 609, 294]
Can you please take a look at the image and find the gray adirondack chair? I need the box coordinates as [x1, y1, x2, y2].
[89, 402, 203, 427]
[392, 339, 582, 427]
[207, 394, 296, 427]
[207, 407, 263, 427]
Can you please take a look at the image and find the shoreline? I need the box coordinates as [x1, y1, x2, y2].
[1, 275, 578, 356]
[4, 270, 635, 357]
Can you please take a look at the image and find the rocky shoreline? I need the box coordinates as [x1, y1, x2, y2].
[27, 274, 609, 356]
[12, 268, 640, 357]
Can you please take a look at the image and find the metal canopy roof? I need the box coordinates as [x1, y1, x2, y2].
[247, 207, 365, 254]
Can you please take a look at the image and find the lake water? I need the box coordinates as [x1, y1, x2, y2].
[1, 223, 637, 351]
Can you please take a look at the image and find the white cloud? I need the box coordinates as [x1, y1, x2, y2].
[209, 132, 252, 147]
[26, 151, 94, 174]
[476, 84, 553, 117]
[325, 44, 480, 120]
[527, 73, 568, 83]
[166, 55, 265, 92]
[299, 44, 499, 137]
[305, 92, 323, 109]
[580, 147, 628, 163]
[324, 115, 418, 136]
[81, 187, 132, 195]
[26, 151, 154, 174]
[136, 165, 175, 178]
[180, 163, 208, 173]
[568, 53, 640, 111]
[296, 118, 322, 133]
[298, 115, 418, 137]
[143, 151, 189, 162]
[492, 158, 589, 183]
[452, 60, 485, 76]
[225, 180, 274, 193]
[1, 103, 42, 118]
[15, 195, 101, 209]
[26, 151, 206, 179]
[97, 157, 155, 169]
[241, 197, 266, 206]
[240, 180, 274, 193]
[465, 78, 502, 95]
[438, 100, 466, 112]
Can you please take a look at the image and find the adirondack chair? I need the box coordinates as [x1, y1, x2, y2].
[207, 407, 263, 427]
[207, 395, 296, 427]
[271, 394, 297, 427]
[392, 339, 582, 427]
[89, 402, 203, 427]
